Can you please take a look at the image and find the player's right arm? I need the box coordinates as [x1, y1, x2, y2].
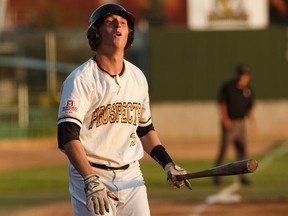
[63, 139, 94, 177]
[58, 121, 92, 176]
[57, 70, 117, 214]
[58, 122, 117, 215]
[63, 139, 118, 215]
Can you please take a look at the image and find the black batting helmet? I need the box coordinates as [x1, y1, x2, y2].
[87, 3, 135, 51]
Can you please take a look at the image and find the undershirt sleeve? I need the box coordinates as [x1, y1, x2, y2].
[136, 123, 155, 138]
[218, 84, 226, 104]
[57, 122, 80, 150]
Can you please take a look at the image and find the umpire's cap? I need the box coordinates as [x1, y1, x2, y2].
[236, 65, 250, 76]
[87, 3, 135, 51]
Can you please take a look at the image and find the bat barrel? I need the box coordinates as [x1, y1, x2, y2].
[176, 159, 258, 181]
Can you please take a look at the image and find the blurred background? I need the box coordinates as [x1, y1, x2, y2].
[0, 0, 288, 215]
[0, 0, 287, 142]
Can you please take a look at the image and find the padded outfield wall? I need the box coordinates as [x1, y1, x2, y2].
[148, 27, 288, 101]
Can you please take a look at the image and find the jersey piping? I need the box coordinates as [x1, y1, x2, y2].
[93, 56, 126, 78]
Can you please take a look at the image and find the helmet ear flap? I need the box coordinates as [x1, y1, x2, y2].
[87, 27, 100, 51]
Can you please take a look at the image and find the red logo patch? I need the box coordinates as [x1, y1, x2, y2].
[62, 100, 78, 113]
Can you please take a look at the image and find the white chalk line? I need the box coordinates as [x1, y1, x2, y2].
[257, 141, 288, 172]
[189, 180, 241, 216]
[188, 141, 288, 216]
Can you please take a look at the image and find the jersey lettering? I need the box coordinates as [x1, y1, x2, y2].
[88, 102, 141, 129]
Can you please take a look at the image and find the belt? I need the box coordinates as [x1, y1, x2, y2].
[230, 117, 245, 120]
[90, 163, 130, 170]
[231, 118, 245, 122]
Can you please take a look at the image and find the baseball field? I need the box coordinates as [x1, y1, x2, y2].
[0, 137, 287, 216]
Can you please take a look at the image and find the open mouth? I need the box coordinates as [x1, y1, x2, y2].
[115, 32, 122, 37]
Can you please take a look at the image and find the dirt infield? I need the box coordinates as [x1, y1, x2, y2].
[150, 200, 288, 216]
[7, 200, 288, 216]
[1, 137, 287, 216]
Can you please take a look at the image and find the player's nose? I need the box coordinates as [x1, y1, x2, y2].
[114, 21, 122, 28]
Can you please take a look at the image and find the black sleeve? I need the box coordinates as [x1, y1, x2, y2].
[136, 123, 155, 138]
[57, 122, 80, 150]
[218, 83, 227, 104]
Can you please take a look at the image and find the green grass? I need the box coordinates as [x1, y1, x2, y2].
[0, 142, 287, 214]
[142, 142, 288, 201]
[144, 156, 288, 201]
[0, 166, 68, 193]
[0, 166, 69, 212]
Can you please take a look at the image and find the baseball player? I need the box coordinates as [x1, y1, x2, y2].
[214, 65, 257, 186]
[57, 3, 192, 216]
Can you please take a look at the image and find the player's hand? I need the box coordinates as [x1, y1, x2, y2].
[164, 162, 192, 190]
[84, 174, 118, 215]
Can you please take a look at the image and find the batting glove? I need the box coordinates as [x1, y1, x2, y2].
[165, 162, 192, 190]
[84, 174, 118, 215]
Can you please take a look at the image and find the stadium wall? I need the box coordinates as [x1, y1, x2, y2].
[148, 27, 288, 101]
[148, 27, 288, 142]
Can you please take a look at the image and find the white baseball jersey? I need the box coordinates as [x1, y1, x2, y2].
[58, 58, 152, 167]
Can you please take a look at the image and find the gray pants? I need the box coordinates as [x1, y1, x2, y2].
[215, 119, 248, 182]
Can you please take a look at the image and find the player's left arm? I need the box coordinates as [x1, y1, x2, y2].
[139, 129, 192, 190]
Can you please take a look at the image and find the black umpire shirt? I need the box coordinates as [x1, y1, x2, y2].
[218, 79, 254, 119]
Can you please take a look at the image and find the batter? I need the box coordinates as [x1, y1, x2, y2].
[57, 3, 192, 216]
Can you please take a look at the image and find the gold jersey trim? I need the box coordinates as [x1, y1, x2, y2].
[93, 56, 126, 78]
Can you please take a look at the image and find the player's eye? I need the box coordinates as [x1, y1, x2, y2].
[104, 17, 127, 27]
[104, 20, 113, 25]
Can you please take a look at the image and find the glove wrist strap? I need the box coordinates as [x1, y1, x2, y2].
[150, 145, 173, 168]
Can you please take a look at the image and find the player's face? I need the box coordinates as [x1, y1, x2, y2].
[98, 14, 129, 51]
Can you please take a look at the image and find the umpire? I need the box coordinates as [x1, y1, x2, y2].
[214, 65, 257, 186]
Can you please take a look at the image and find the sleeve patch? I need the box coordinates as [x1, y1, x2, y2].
[61, 99, 79, 114]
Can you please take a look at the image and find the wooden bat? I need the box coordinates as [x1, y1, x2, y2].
[176, 159, 258, 181]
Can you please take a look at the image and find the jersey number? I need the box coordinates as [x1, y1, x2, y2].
[130, 133, 136, 146]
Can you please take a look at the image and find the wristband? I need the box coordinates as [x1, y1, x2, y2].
[150, 145, 173, 168]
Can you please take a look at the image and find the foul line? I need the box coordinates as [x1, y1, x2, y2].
[189, 180, 241, 216]
[188, 141, 288, 216]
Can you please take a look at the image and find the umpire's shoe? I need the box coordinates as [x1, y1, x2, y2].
[213, 176, 221, 186]
[240, 178, 251, 186]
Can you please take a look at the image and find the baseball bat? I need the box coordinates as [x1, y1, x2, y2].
[176, 159, 258, 181]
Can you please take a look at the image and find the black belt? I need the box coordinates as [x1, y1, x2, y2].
[90, 163, 130, 170]
[231, 118, 245, 121]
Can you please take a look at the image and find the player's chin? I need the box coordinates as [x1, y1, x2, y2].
[113, 38, 127, 48]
